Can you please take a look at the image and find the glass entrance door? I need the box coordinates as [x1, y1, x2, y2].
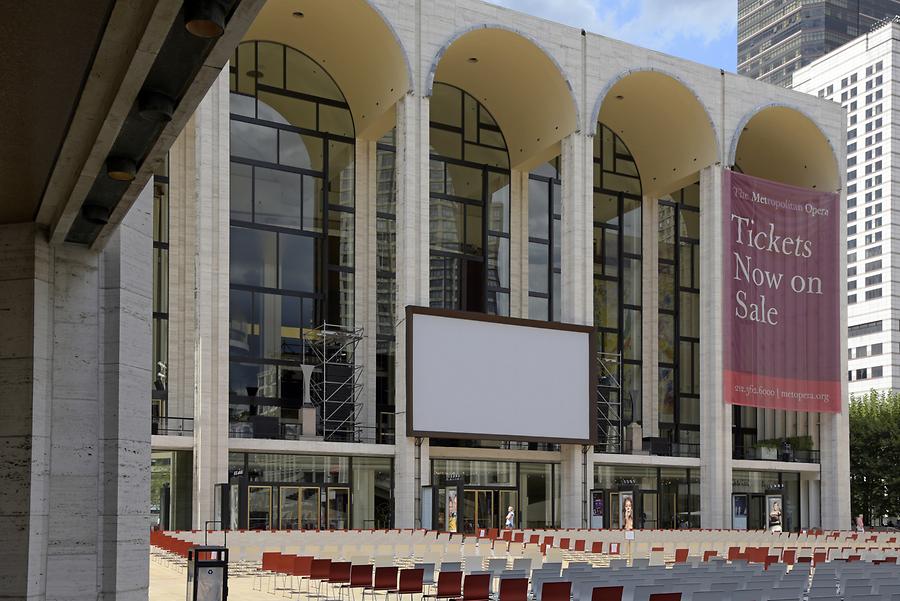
[279, 486, 300, 530]
[248, 485, 272, 530]
[748, 494, 765, 530]
[327, 487, 350, 529]
[499, 490, 517, 528]
[278, 486, 322, 530]
[462, 489, 499, 532]
[300, 487, 320, 530]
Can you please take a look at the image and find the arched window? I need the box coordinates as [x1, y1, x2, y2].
[594, 123, 642, 444]
[227, 41, 355, 439]
[429, 83, 510, 315]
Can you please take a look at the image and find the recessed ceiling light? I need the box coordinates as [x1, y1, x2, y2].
[184, 0, 225, 38]
[468, 57, 479, 63]
[107, 157, 136, 182]
[292, 10, 304, 18]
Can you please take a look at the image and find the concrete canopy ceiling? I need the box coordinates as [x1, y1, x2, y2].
[734, 106, 840, 192]
[431, 28, 579, 171]
[244, 0, 410, 140]
[0, 1, 115, 224]
[598, 71, 718, 197]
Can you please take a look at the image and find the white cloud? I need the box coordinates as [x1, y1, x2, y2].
[486, 0, 735, 53]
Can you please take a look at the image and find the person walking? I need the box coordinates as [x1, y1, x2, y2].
[856, 514, 865, 533]
[505, 506, 515, 529]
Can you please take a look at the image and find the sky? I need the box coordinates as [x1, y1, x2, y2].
[485, 0, 738, 72]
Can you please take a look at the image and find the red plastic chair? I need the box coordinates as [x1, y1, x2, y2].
[528, 535, 540, 545]
[290, 556, 314, 595]
[559, 538, 571, 550]
[782, 549, 796, 565]
[424, 570, 462, 600]
[365, 566, 399, 600]
[310, 559, 333, 598]
[648, 594, 681, 601]
[592, 586, 623, 601]
[498, 578, 528, 601]
[541, 581, 571, 601]
[591, 542, 604, 554]
[574, 540, 586, 552]
[395, 568, 424, 601]
[347, 565, 373, 601]
[461, 573, 491, 601]
[674, 549, 689, 564]
[702, 550, 717, 562]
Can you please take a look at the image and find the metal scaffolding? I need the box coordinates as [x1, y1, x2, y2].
[596, 352, 623, 454]
[303, 323, 365, 442]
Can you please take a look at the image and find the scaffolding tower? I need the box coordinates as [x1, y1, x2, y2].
[596, 352, 623, 454]
[304, 323, 365, 442]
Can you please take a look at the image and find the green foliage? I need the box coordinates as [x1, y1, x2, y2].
[754, 435, 814, 451]
[849, 390, 900, 524]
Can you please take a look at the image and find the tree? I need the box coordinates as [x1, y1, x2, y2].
[849, 390, 900, 525]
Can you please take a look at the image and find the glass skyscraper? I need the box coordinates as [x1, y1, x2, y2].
[738, 0, 900, 87]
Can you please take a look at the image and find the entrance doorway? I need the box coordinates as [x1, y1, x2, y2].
[239, 482, 350, 530]
[748, 494, 766, 530]
[460, 489, 517, 533]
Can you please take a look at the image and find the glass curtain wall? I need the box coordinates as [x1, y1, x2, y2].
[594, 465, 700, 529]
[228, 41, 355, 439]
[152, 160, 169, 429]
[230, 452, 393, 530]
[657, 183, 701, 456]
[593, 124, 643, 429]
[376, 130, 397, 443]
[429, 83, 511, 315]
[431, 459, 559, 529]
[528, 158, 562, 321]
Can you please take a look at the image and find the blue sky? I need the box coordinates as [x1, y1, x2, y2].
[486, 0, 738, 72]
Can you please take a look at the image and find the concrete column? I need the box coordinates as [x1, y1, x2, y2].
[394, 93, 431, 527]
[166, 121, 197, 424]
[699, 165, 731, 528]
[641, 197, 659, 437]
[510, 170, 529, 318]
[820, 410, 851, 528]
[0, 181, 153, 600]
[356, 139, 378, 438]
[98, 187, 154, 599]
[192, 70, 231, 528]
[807, 477, 822, 528]
[557, 132, 592, 527]
[820, 176, 850, 530]
[0, 223, 52, 601]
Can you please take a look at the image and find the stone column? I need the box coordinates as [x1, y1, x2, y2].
[356, 139, 378, 439]
[510, 170, 529, 318]
[98, 185, 154, 598]
[0, 223, 52, 601]
[557, 131, 593, 527]
[394, 93, 431, 527]
[192, 70, 231, 528]
[0, 182, 153, 600]
[641, 197, 660, 437]
[699, 165, 731, 528]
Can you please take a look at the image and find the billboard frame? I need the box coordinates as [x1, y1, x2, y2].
[405, 305, 597, 444]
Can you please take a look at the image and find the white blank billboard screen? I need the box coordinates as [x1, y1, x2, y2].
[408, 309, 594, 442]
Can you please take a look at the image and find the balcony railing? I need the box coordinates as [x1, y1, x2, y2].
[151, 416, 193, 436]
[733, 446, 820, 463]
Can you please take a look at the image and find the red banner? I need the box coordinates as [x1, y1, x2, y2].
[723, 170, 841, 413]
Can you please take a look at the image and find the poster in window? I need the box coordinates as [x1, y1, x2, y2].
[590, 490, 604, 529]
[732, 494, 748, 530]
[446, 489, 458, 533]
[722, 170, 841, 413]
[766, 494, 783, 533]
[620, 492, 634, 531]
